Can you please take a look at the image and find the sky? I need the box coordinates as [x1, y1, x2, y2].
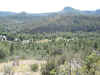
[0, 0, 100, 13]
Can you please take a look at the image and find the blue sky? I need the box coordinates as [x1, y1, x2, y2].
[0, 0, 99, 13]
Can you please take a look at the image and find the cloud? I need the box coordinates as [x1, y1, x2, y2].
[0, 0, 66, 13]
[0, 0, 100, 13]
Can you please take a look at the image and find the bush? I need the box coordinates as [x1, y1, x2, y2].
[41, 58, 56, 75]
[31, 64, 39, 72]
[0, 49, 6, 59]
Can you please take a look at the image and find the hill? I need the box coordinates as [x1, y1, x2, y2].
[0, 7, 100, 33]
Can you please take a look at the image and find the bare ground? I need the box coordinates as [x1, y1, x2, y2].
[0, 59, 46, 75]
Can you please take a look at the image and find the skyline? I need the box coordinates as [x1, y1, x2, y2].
[0, 0, 100, 13]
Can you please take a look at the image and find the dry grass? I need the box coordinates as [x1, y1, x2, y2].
[0, 59, 46, 75]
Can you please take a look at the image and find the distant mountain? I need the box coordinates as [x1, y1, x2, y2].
[0, 7, 100, 16]
[60, 7, 81, 14]
[60, 7, 100, 15]
[0, 7, 100, 33]
[0, 11, 16, 16]
[83, 10, 100, 14]
[95, 9, 100, 14]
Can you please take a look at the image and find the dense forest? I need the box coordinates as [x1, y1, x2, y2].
[0, 14, 100, 33]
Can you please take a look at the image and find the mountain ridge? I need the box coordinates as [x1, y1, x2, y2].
[0, 7, 100, 16]
[0, 7, 100, 33]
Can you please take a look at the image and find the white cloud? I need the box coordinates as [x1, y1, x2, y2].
[0, 0, 66, 13]
[0, 0, 100, 13]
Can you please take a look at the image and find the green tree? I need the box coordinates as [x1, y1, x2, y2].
[9, 43, 14, 55]
[94, 42, 98, 50]
[85, 52, 100, 75]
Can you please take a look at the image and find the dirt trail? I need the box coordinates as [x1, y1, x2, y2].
[0, 59, 46, 75]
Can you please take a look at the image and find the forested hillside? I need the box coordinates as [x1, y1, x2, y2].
[0, 7, 100, 33]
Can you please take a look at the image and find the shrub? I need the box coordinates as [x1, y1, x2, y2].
[31, 64, 39, 72]
[41, 58, 56, 75]
[0, 49, 6, 59]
